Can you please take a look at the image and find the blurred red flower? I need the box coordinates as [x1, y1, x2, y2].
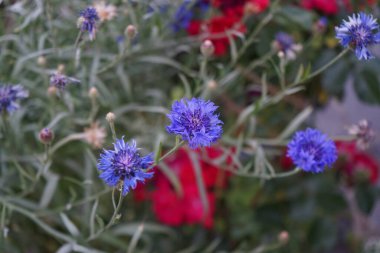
[188, 15, 246, 56]
[336, 141, 379, 186]
[135, 146, 234, 228]
[300, 0, 352, 15]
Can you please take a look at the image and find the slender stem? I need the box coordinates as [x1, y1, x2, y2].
[231, 13, 274, 66]
[109, 122, 117, 141]
[74, 31, 83, 48]
[289, 48, 350, 87]
[86, 190, 123, 242]
[50, 133, 85, 154]
[155, 140, 185, 165]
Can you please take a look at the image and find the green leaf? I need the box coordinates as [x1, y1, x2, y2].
[277, 6, 314, 30]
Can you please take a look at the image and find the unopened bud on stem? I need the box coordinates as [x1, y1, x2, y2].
[125, 25, 137, 39]
[201, 40, 214, 57]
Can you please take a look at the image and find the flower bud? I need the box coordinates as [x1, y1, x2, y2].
[47, 86, 58, 97]
[37, 56, 47, 66]
[201, 40, 214, 57]
[278, 231, 289, 244]
[77, 16, 85, 28]
[88, 87, 98, 99]
[207, 80, 218, 90]
[106, 112, 116, 123]
[57, 64, 65, 74]
[125, 25, 137, 39]
[39, 128, 54, 144]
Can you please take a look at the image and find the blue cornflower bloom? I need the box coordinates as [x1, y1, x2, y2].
[0, 84, 28, 114]
[335, 12, 380, 60]
[171, 0, 209, 32]
[166, 98, 223, 149]
[78, 7, 99, 40]
[98, 138, 153, 195]
[50, 73, 80, 90]
[287, 128, 337, 173]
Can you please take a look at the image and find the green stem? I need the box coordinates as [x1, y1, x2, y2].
[74, 31, 83, 48]
[289, 48, 350, 87]
[86, 190, 123, 242]
[155, 140, 185, 165]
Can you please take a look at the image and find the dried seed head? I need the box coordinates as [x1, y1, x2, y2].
[106, 112, 116, 123]
[347, 119, 375, 150]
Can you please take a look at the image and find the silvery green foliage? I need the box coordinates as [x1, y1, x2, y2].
[0, 1, 373, 252]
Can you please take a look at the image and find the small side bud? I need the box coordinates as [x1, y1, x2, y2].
[125, 25, 137, 39]
[201, 40, 214, 57]
[89, 87, 98, 99]
[57, 64, 65, 74]
[37, 56, 47, 66]
[207, 80, 218, 90]
[77, 16, 85, 28]
[47, 86, 58, 97]
[278, 231, 289, 245]
[106, 112, 116, 123]
[39, 128, 54, 144]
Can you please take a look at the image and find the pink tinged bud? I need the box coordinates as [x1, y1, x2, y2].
[201, 40, 215, 57]
[39, 128, 54, 144]
[37, 56, 47, 66]
[88, 87, 98, 98]
[278, 231, 289, 244]
[125, 25, 137, 39]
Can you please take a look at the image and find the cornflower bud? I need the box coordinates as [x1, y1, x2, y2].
[125, 25, 137, 39]
[106, 112, 115, 123]
[89, 87, 98, 99]
[39, 128, 54, 144]
[201, 40, 214, 57]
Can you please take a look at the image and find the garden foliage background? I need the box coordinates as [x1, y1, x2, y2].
[1, 0, 380, 252]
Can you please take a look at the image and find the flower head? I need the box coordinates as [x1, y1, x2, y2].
[50, 73, 80, 90]
[78, 7, 99, 40]
[84, 122, 106, 149]
[98, 138, 153, 195]
[0, 84, 29, 114]
[287, 128, 337, 173]
[347, 119, 375, 150]
[274, 32, 302, 60]
[93, 1, 117, 22]
[166, 98, 223, 149]
[335, 12, 380, 60]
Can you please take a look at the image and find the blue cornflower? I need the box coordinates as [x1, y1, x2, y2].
[50, 73, 80, 90]
[166, 98, 223, 149]
[78, 7, 99, 40]
[335, 12, 380, 60]
[0, 84, 28, 114]
[171, 0, 209, 32]
[287, 128, 337, 173]
[98, 138, 153, 195]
